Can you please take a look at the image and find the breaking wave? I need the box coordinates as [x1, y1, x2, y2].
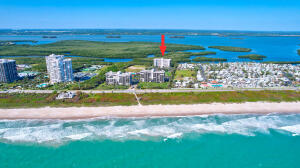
[0, 114, 300, 145]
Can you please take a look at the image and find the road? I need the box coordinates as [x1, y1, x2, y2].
[0, 88, 299, 94]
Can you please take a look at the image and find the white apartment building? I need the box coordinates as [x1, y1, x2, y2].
[139, 69, 165, 83]
[46, 54, 74, 84]
[105, 71, 133, 86]
[153, 58, 171, 68]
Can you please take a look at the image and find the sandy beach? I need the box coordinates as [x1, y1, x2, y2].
[0, 102, 299, 119]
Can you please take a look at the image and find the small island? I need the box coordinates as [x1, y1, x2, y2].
[238, 54, 267, 60]
[230, 37, 245, 40]
[192, 51, 216, 56]
[298, 49, 300, 56]
[192, 57, 227, 62]
[208, 46, 252, 52]
[0, 40, 38, 46]
[169, 36, 185, 39]
[106, 35, 121, 38]
[42, 36, 57, 38]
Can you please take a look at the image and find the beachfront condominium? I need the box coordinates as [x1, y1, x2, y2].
[139, 69, 165, 83]
[105, 71, 133, 86]
[153, 58, 171, 68]
[46, 54, 74, 84]
[0, 59, 18, 83]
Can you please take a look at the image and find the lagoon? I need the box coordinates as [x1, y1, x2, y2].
[1, 34, 300, 62]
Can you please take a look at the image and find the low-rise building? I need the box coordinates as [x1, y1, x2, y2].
[18, 71, 39, 78]
[56, 91, 77, 100]
[16, 64, 32, 70]
[178, 63, 195, 70]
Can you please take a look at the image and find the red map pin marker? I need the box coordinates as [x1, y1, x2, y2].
[159, 34, 166, 56]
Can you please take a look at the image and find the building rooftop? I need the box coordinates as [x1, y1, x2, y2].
[154, 58, 171, 61]
[0, 59, 15, 63]
[47, 54, 64, 59]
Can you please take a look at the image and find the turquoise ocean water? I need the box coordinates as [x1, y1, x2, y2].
[1, 114, 300, 168]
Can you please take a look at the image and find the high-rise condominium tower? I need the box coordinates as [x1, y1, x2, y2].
[46, 54, 73, 84]
[0, 59, 18, 83]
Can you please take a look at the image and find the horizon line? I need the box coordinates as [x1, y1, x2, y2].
[1, 28, 300, 33]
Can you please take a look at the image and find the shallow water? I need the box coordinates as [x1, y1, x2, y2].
[1, 114, 300, 167]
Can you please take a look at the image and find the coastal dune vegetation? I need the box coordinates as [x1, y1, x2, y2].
[138, 90, 300, 105]
[0, 90, 299, 108]
[0, 92, 138, 108]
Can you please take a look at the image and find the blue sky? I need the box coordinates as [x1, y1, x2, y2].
[1, 0, 300, 31]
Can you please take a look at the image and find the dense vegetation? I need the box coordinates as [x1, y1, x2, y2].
[208, 46, 251, 52]
[0, 40, 205, 59]
[0, 90, 299, 108]
[160, 51, 216, 64]
[192, 57, 227, 62]
[139, 90, 300, 105]
[298, 49, 300, 56]
[190, 51, 217, 56]
[238, 54, 267, 60]
[0, 92, 137, 108]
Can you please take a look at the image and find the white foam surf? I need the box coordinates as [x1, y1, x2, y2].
[280, 124, 300, 136]
[0, 114, 299, 145]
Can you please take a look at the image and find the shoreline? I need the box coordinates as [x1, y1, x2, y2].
[0, 102, 300, 120]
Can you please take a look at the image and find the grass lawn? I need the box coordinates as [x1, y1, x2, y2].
[174, 70, 196, 80]
[125, 65, 146, 72]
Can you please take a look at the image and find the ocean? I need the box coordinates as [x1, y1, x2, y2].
[1, 114, 300, 168]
